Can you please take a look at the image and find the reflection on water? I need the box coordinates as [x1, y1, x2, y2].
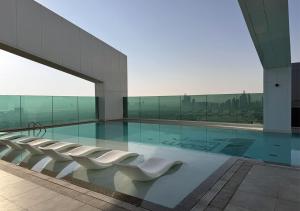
[33, 121, 300, 166]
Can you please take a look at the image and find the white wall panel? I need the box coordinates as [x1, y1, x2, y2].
[17, 0, 43, 55]
[42, 9, 63, 65]
[0, 0, 127, 120]
[60, 20, 81, 71]
[104, 91, 124, 120]
[0, 0, 17, 46]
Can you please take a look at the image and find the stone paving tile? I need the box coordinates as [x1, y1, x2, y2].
[212, 163, 300, 211]
[10, 186, 58, 208]
[224, 204, 250, 211]
[229, 190, 276, 211]
[0, 169, 12, 178]
[277, 181, 300, 203]
[0, 174, 23, 188]
[237, 177, 280, 198]
[73, 204, 102, 211]
[205, 206, 222, 211]
[275, 199, 300, 211]
[28, 194, 84, 211]
[0, 195, 26, 211]
[0, 180, 40, 198]
[0, 165, 138, 211]
[247, 165, 299, 180]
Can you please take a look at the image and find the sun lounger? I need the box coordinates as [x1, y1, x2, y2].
[0, 134, 25, 141]
[0, 134, 26, 147]
[116, 157, 182, 181]
[36, 142, 80, 156]
[40, 146, 109, 162]
[18, 139, 58, 155]
[1, 136, 40, 149]
[71, 150, 138, 169]
[0, 132, 10, 137]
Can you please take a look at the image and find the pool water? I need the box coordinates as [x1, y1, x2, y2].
[42, 121, 300, 166]
[2, 121, 300, 208]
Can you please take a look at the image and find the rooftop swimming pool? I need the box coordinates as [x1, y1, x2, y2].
[41, 121, 300, 166]
[1, 121, 300, 209]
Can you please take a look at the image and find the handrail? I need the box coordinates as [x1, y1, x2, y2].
[35, 122, 46, 137]
[27, 121, 46, 137]
[27, 122, 36, 136]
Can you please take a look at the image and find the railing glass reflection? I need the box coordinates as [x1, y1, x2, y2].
[0, 95, 97, 130]
[124, 93, 263, 124]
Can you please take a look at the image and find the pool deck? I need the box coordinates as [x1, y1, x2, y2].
[0, 159, 299, 211]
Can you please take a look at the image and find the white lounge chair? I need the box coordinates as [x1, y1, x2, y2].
[116, 157, 182, 181]
[37, 142, 80, 156]
[0, 132, 10, 137]
[1, 136, 40, 150]
[40, 146, 109, 162]
[71, 150, 139, 169]
[0, 134, 24, 141]
[18, 139, 58, 155]
[0, 134, 25, 147]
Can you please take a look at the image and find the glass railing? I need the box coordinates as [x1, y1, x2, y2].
[123, 93, 263, 124]
[0, 95, 97, 130]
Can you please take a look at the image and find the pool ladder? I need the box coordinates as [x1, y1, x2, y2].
[27, 122, 47, 137]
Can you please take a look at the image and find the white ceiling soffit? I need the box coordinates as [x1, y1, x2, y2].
[238, 0, 291, 69]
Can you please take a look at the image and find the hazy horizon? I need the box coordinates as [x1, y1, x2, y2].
[0, 0, 299, 97]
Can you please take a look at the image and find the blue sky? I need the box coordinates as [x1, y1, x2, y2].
[0, 0, 299, 96]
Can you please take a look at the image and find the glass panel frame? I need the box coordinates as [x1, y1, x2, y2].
[124, 93, 263, 124]
[140, 96, 159, 119]
[0, 95, 21, 129]
[53, 96, 78, 125]
[20, 95, 52, 127]
[78, 97, 97, 122]
[159, 96, 181, 120]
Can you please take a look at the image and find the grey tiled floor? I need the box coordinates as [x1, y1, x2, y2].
[224, 165, 300, 211]
[1, 159, 300, 211]
[0, 169, 91, 211]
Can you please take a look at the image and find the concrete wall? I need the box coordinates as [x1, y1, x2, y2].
[0, 0, 127, 120]
[264, 66, 291, 133]
[292, 63, 300, 107]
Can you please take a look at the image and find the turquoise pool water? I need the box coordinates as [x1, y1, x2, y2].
[42, 121, 300, 166]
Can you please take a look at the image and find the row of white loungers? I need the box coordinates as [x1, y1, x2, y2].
[20, 140, 76, 155]
[0, 133, 182, 181]
[39, 145, 109, 161]
[0, 132, 10, 136]
[71, 150, 139, 169]
[0, 134, 33, 148]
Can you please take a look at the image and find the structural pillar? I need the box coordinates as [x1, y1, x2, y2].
[263, 66, 291, 133]
[95, 82, 105, 121]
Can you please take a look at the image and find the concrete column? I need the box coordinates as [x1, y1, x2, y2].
[95, 82, 105, 121]
[264, 66, 291, 133]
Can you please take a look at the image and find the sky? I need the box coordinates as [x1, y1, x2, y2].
[0, 0, 299, 97]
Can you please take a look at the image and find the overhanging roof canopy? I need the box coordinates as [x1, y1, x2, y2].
[238, 0, 291, 69]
